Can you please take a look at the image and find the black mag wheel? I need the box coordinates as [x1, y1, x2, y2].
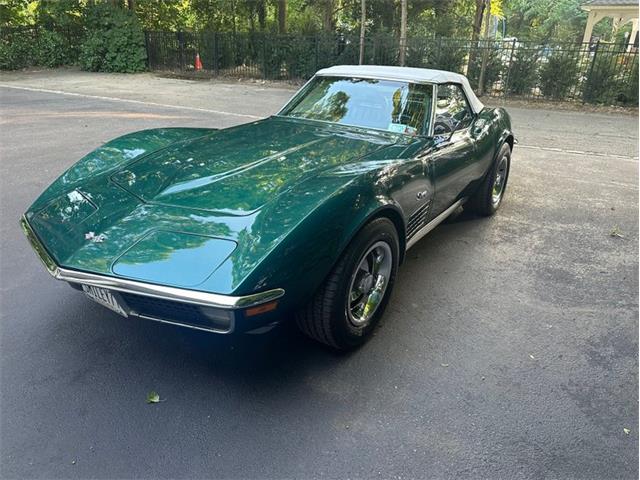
[491, 154, 509, 208]
[346, 241, 393, 327]
[465, 142, 511, 216]
[295, 218, 399, 350]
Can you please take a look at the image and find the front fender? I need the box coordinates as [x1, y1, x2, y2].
[234, 163, 407, 312]
[29, 127, 216, 211]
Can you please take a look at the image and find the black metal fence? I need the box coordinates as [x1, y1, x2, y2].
[146, 31, 639, 105]
[2, 25, 637, 105]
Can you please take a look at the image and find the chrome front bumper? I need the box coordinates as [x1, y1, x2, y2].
[20, 216, 285, 333]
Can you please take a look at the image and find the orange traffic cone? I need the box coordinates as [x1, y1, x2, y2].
[195, 53, 203, 71]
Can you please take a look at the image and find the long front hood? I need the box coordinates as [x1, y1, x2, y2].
[25, 118, 402, 294]
[110, 117, 394, 215]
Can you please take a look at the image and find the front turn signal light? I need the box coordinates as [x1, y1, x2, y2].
[244, 300, 279, 317]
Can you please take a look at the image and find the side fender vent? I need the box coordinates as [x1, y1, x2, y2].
[406, 201, 431, 239]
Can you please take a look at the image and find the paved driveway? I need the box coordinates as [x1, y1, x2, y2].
[1, 70, 638, 479]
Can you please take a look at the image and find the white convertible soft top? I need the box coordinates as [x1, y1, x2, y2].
[315, 65, 484, 114]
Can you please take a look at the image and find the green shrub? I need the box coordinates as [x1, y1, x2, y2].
[286, 36, 319, 78]
[539, 50, 581, 99]
[583, 49, 637, 105]
[506, 48, 539, 95]
[0, 28, 38, 70]
[79, 2, 146, 73]
[407, 39, 466, 73]
[425, 41, 467, 72]
[78, 34, 106, 71]
[34, 29, 72, 67]
[622, 58, 638, 106]
[467, 43, 504, 93]
[0, 26, 81, 70]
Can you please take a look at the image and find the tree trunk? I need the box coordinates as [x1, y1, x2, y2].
[359, 0, 366, 65]
[127, 0, 135, 10]
[257, 0, 266, 31]
[322, 0, 334, 33]
[278, 0, 287, 34]
[399, 0, 407, 66]
[477, 0, 492, 95]
[471, 0, 486, 44]
[232, 0, 237, 35]
[467, 0, 487, 75]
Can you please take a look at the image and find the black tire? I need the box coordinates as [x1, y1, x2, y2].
[465, 142, 511, 216]
[295, 217, 399, 350]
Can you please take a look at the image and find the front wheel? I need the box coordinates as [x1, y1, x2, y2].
[465, 143, 511, 216]
[295, 218, 399, 350]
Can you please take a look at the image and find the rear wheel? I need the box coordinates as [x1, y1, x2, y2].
[465, 143, 511, 216]
[295, 218, 399, 350]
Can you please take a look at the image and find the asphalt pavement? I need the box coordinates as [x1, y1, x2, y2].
[0, 70, 638, 479]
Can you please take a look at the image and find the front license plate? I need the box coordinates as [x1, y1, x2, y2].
[82, 285, 128, 318]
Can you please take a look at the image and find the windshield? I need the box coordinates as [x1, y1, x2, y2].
[280, 76, 433, 135]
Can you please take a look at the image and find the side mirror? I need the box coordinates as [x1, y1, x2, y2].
[472, 118, 487, 136]
[453, 112, 475, 132]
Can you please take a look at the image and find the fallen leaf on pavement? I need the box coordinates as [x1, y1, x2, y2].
[146, 391, 161, 404]
[610, 226, 624, 238]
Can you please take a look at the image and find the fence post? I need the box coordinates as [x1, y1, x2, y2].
[178, 31, 185, 70]
[503, 38, 516, 97]
[583, 40, 600, 103]
[372, 35, 377, 64]
[315, 34, 320, 72]
[213, 32, 218, 76]
[262, 33, 268, 79]
[144, 31, 150, 69]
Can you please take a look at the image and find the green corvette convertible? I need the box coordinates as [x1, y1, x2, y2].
[21, 65, 514, 350]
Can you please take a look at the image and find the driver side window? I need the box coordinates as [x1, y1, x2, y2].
[433, 84, 473, 135]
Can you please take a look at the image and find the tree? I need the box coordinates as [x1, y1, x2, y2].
[134, 0, 191, 31]
[321, 0, 334, 32]
[503, 0, 587, 42]
[477, 0, 492, 95]
[0, 0, 34, 27]
[255, 0, 266, 31]
[467, 0, 487, 70]
[35, 0, 84, 30]
[358, 0, 365, 64]
[399, 0, 407, 66]
[278, 0, 286, 33]
[472, 0, 488, 43]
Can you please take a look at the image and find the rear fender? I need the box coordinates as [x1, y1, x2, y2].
[493, 107, 514, 154]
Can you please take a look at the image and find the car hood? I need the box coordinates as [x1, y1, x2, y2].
[110, 117, 395, 215]
[26, 118, 408, 294]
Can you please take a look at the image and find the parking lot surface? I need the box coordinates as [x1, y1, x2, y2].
[1, 70, 638, 479]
